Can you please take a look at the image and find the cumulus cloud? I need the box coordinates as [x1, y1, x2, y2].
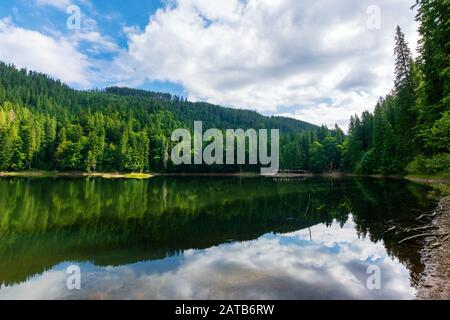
[35, 0, 72, 11]
[113, 0, 419, 128]
[0, 17, 91, 86]
[70, 30, 120, 54]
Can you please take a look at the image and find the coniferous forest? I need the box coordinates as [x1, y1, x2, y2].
[0, 0, 448, 176]
[342, 0, 450, 176]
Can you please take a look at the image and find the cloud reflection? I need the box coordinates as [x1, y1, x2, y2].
[0, 216, 415, 300]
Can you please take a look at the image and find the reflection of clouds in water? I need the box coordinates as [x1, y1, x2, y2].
[0, 271, 68, 300]
[0, 217, 415, 300]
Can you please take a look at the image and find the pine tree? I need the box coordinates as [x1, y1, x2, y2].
[393, 26, 418, 164]
[394, 26, 414, 91]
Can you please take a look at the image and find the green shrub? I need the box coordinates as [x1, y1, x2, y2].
[407, 154, 450, 175]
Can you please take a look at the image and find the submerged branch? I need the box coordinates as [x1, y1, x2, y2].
[304, 193, 311, 217]
[399, 233, 448, 244]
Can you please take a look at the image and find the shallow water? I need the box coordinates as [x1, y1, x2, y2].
[0, 176, 436, 299]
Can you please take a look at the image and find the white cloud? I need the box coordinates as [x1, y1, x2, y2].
[113, 0, 419, 129]
[70, 31, 120, 54]
[35, 0, 72, 11]
[0, 18, 91, 86]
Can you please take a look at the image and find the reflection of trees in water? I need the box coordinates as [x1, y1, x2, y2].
[0, 177, 435, 286]
[343, 178, 436, 286]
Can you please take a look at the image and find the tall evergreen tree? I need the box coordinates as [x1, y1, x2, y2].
[393, 26, 417, 165]
[394, 26, 414, 91]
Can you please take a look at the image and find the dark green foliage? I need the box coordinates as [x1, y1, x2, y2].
[358, 149, 376, 174]
[414, 0, 450, 128]
[280, 127, 343, 172]
[308, 141, 328, 173]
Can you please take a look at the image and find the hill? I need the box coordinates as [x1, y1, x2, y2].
[0, 62, 332, 173]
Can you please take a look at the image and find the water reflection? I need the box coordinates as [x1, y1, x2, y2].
[0, 177, 436, 299]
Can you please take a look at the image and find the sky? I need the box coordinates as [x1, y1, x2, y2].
[0, 0, 419, 129]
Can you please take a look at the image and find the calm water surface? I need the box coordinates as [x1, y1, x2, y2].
[0, 177, 436, 299]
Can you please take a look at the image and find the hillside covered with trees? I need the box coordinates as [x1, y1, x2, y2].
[1, 60, 346, 173]
[342, 0, 449, 176]
[0, 0, 448, 175]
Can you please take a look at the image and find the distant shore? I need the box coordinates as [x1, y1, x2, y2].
[0, 170, 346, 180]
[1, 170, 450, 184]
[405, 175, 450, 186]
[0, 171, 153, 179]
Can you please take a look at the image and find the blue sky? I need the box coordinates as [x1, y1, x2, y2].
[0, 0, 162, 49]
[0, 0, 187, 96]
[0, 0, 419, 128]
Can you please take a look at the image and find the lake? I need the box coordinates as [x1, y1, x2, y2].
[0, 176, 437, 299]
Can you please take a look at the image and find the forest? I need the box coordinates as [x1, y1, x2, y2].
[0, 0, 448, 175]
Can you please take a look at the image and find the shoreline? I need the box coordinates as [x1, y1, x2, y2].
[405, 175, 450, 186]
[0, 171, 153, 179]
[1, 170, 450, 184]
[417, 196, 450, 300]
[0, 171, 372, 180]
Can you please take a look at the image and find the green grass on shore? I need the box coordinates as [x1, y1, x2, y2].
[0, 171, 153, 180]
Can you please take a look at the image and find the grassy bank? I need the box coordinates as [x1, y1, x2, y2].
[405, 174, 450, 186]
